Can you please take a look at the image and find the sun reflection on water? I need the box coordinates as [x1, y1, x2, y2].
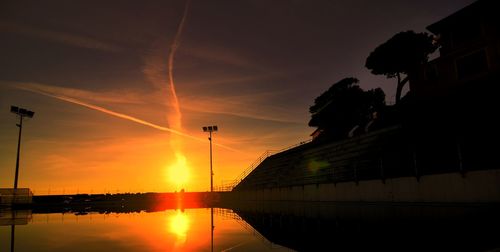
[169, 210, 190, 245]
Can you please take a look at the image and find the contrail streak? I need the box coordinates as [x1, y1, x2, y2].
[167, 0, 190, 129]
[25, 88, 195, 138]
[16, 86, 239, 152]
[165, 0, 192, 191]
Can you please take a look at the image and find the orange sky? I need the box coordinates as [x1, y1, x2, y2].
[0, 0, 471, 194]
[0, 81, 311, 193]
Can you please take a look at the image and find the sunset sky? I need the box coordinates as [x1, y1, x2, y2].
[0, 0, 473, 193]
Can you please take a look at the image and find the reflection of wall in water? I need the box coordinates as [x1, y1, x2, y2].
[231, 201, 500, 252]
[0, 210, 32, 226]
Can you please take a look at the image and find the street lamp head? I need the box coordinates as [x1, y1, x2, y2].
[10, 106, 19, 113]
[10, 105, 35, 118]
[202, 125, 218, 132]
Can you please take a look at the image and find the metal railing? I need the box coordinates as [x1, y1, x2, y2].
[276, 139, 312, 153]
[213, 182, 238, 192]
[233, 126, 402, 190]
[214, 139, 313, 192]
[230, 124, 500, 190]
[213, 151, 276, 192]
[235, 150, 276, 183]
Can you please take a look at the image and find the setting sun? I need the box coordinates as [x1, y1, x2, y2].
[167, 152, 190, 190]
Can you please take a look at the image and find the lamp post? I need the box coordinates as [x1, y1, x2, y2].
[10, 106, 35, 190]
[202, 125, 218, 192]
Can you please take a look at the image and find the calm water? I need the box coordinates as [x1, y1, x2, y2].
[2, 203, 500, 251]
[0, 208, 290, 252]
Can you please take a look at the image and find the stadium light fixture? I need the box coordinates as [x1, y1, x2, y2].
[202, 125, 218, 192]
[10, 106, 35, 189]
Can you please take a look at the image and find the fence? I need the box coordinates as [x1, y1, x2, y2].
[214, 139, 313, 192]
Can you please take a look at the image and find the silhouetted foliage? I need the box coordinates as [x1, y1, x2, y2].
[309, 77, 385, 141]
[365, 30, 437, 104]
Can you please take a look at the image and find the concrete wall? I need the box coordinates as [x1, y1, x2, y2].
[232, 169, 500, 203]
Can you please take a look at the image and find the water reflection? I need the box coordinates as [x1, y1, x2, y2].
[169, 209, 190, 244]
[0, 207, 289, 252]
[0, 210, 31, 226]
[229, 201, 500, 252]
[4, 202, 497, 251]
[211, 208, 214, 252]
[0, 209, 31, 252]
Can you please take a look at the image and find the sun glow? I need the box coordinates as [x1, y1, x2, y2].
[168, 152, 190, 190]
[169, 210, 190, 244]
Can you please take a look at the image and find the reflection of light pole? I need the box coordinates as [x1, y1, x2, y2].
[10, 106, 35, 190]
[202, 125, 218, 192]
[211, 207, 214, 252]
[10, 224, 15, 252]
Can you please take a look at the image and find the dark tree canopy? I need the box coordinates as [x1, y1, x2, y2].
[309, 77, 385, 140]
[365, 30, 437, 103]
[309, 77, 360, 115]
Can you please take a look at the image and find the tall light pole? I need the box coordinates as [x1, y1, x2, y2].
[10, 106, 35, 190]
[202, 125, 218, 192]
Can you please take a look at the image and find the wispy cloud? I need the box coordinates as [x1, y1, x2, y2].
[4, 80, 302, 124]
[179, 71, 284, 90]
[28, 134, 174, 189]
[166, 0, 191, 131]
[181, 93, 303, 124]
[8, 82, 146, 105]
[7, 81, 239, 151]
[0, 21, 122, 52]
[142, 43, 170, 92]
[182, 44, 258, 69]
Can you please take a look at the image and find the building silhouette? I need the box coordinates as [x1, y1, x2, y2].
[231, 0, 500, 204]
[410, 0, 499, 98]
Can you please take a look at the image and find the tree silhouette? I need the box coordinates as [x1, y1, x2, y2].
[309, 77, 385, 140]
[365, 31, 437, 104]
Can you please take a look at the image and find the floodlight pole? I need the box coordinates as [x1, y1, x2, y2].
[14, 115, 23, 190]
[11, 106, 34, 191]
[203, 125, 217, 193]
[209, 130, 213, 193]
